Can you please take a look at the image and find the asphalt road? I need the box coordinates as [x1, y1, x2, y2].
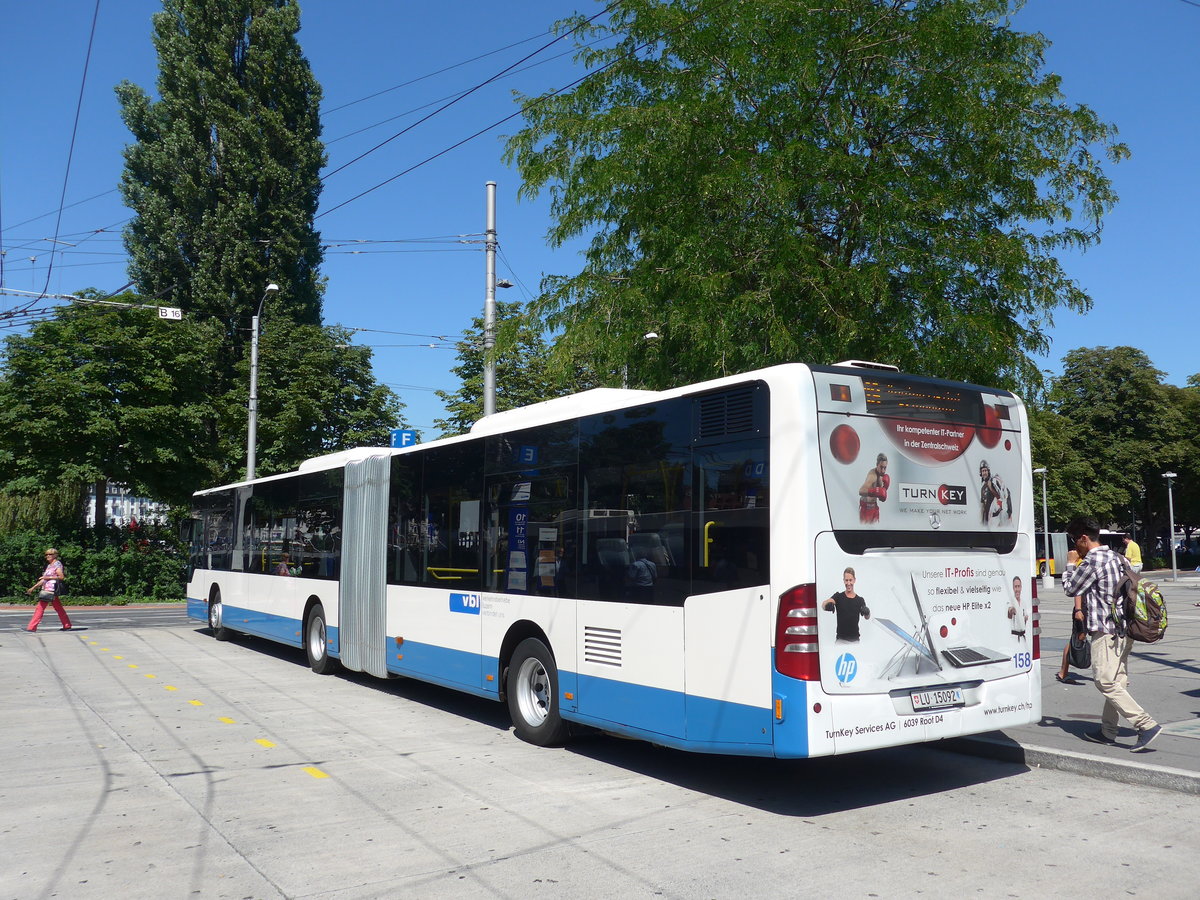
[4, 613, 1199, 899]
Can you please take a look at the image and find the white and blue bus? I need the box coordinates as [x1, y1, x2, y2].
[186, 361, 1040, 757]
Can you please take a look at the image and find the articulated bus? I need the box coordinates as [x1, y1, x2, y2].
[186, 361, 1040, 758]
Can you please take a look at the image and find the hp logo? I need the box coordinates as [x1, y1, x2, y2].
[835, 652, 858, 684]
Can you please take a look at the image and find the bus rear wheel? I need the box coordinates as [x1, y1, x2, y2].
[506, 638, 569, 747]
[208, 590, 231, 641]
[305, 604, 339, 675]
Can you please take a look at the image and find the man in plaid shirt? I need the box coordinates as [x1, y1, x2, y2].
[1062, 517, 1161, 752]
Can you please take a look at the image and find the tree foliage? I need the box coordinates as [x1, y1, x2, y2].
[506, 0, 1128, 393]
[100, 0, 404, 490]
[434, 301, 577, 437]
[0, 300, 226, 506]
[1031, 346, 1197, 540]
[235, 322, 405, 476]
[117, 0, 326, 335]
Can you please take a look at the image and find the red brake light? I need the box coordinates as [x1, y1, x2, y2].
[776, 584, 820, 681]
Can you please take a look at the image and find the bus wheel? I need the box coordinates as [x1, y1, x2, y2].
[506, 638, 569, 747]
[1038, 562, 1048, 577]
[305, 604, 339, 675]
[208, 590, 231, 641]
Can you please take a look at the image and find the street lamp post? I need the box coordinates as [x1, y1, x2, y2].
[1163, 471, 1178, 582]
[621, 332, 660, 388]
[1033, 467, 1051, 591]
[246, 283, 280, 481]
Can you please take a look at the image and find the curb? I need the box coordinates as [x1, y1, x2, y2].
[942, 734, 1200, 796]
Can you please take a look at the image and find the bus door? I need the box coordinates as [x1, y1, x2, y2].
[340, 454, 390, 678]
[686, 442, 772, 745]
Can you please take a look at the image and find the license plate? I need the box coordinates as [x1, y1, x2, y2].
[910, 688, 965, 711]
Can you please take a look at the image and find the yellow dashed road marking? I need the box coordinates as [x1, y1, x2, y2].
[303, 767, 328, 779]
[128, 664, 138, 669]
[164, 685, 178, 691]
[189, 700, 204, 707]
[255, 739, 275, 748]
[113, 655, 124, 660]
[218, 717, 235, 724]
[143, 673, 157, 679]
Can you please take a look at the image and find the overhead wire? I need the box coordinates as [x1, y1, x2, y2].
[39, 0, 103, 299]
[319, 2, 621, 186]
[316, 0, 738, 218]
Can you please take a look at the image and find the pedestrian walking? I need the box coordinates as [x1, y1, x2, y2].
[23, 547, 73, 632]
[1122, 533, 1143, 574]
[1062, 518, 1160, 751]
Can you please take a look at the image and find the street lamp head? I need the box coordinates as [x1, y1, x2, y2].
[644, 332, 660, 341]
[1033, 467, 1046, 475]
[1163, 472, 1177, 479]
[496, 279, 513, 289]
[264, 283, 280, 294]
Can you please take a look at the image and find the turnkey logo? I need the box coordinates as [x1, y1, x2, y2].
[834, 652, 858, 684]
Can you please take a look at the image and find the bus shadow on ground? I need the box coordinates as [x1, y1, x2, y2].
[198, 627, 515, 731]
[197, 626, 1027, 816]
[562, 731, 1027, 816]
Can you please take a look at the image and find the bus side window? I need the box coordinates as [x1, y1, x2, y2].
[421, 444, 482, 590]
[694, 442, 769, 594]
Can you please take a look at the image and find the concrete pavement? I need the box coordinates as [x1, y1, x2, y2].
[949, 567, 1200, 794]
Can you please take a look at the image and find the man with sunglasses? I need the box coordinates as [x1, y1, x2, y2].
[1062, 517, 1161, 752]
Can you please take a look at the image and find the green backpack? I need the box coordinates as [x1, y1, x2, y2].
[1113, 559, 1167, 643]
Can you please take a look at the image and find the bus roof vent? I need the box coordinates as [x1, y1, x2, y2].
[832, 359, 900, 372]
[697, 387, 757, 440]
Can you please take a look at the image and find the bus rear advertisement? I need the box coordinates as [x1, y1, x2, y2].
[186, 361, 1040, 758]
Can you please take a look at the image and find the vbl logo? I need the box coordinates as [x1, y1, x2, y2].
[937, 484, 967, 506]
[449, 592, 481, 615]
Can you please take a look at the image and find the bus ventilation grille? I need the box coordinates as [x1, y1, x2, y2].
[583, 626, 622, 667]
[697, 388, 756, 439]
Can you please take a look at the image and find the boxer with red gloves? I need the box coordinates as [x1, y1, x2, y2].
[858, 453, 890, 524]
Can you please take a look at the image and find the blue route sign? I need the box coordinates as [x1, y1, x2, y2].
[390, 429, 417, 448]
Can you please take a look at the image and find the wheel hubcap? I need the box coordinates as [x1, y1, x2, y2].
[516, 657, 550, 726]
[309, 618, 325, 660]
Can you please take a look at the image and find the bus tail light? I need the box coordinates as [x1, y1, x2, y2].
[776, 584, 820, 681]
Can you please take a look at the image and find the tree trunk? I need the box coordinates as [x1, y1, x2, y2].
[93, 478, 107, 530]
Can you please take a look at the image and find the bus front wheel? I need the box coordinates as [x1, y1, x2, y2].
[506, 638, 569, 747]
[208, 590, 231, 641]
[305, 604, 339, 675]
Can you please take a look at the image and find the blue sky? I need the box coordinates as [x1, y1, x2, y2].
[1, 0, 1196, 437]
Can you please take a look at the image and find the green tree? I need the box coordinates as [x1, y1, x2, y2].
[1161, 379, 1200, 546]
[116, 0, 326, 334]
[235, 323, 405, 476]
[434, 301, 576, 437]
[505, 0, 1127, 393]
[0, 300, 226, 513]
[1043, 346, 1183, 534]
[111, 0, 403, 484]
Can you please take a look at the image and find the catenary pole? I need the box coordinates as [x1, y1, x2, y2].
[483, 181, 497, 417]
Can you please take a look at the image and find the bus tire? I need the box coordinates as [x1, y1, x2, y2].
[1038, 562, 1048, 577]
[305, 604, 339, 675]
[208, 589, 232, 641]
[506, 638, 569, 747]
